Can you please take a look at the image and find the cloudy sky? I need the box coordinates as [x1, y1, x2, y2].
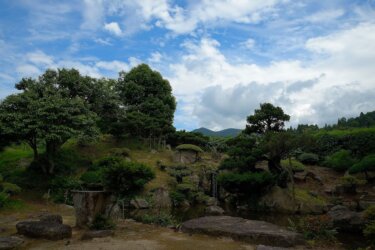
[0, 0, 375, 131]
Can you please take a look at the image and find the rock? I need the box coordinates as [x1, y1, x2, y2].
[293, 172, 306, 182]
[173, 151, 198, 164]
[305, 171, 323, 183]
[130, 198, 149, 209]
[105, 203, 122, 220]
[152, 188, 172, 209]
[205, 205, 224, 215]
[81, 230, 114, 240]
[256, 245, 288, 250]
[205, 197, 217, 206]
[39, 214, 63, 224]
[181, 216, 304, 247]
[259, 186, 297, 213]
[328, 205, 365, 232]
[180, 200, 191, 208]
[16, 221, 72, 240]
[0, 236, 24, 250]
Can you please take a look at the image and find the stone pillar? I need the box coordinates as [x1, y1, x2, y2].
[71, 190, 111, 228]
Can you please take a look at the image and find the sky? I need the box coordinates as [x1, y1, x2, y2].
[0, 0, 375, 131]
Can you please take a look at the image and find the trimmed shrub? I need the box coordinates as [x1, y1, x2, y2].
[102, 161, 155, 197]
[134, 212, 176, 227]
[108, 148, 131, 158]
[298, 153, 319, 165]
[324, 150, 356, 171]
[349, 154, 375, 175]
[49, 176, 82, 204]
[91, 156, 123, 171]
[80, 170, 103, 189]
[281, 159, 305, 172]
[176, 144, 203, 153]
[1, 182, 21, 195]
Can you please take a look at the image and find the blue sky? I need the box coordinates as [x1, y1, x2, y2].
[1, 0, 375, 131]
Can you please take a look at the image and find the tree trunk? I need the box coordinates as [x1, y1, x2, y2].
[46, 141, 60, 175]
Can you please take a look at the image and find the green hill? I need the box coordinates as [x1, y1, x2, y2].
[192, 127, 242, 137]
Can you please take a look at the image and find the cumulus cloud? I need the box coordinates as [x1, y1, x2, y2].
[241, 38, 256, 49]
[104, 22, 122, 36]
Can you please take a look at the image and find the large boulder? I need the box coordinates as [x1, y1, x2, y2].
[0, 236, 24, 250]
[181, 216, 304, 247]
[16, 221, 72, 240]
[130, 198, 150, 209]
[205, 205, 224, 215]
[152, 188, 172, 209]
[327, 205, 365, 232]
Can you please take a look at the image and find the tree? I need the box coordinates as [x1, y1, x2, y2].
[116, 64, 176, 145]
[245, 103, 290, 134]
[0, 69, 99, 174]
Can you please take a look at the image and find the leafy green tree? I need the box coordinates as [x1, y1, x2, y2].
[116, 64, 176, 144]
[324, 150, 356, 171]
[349, 154, 375, 179]
[245, 103, 290, 134]
[0, 69, 99, 174]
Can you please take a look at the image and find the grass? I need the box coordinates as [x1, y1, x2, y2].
[294, 188, 327, 206]
[0, 144, 33, 177]
[281, 159, 305, 172]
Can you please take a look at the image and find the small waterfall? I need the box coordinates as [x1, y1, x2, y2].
[211, 172, 218, 199]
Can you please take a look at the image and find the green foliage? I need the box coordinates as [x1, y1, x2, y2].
[134, 212, 176, 227]
[170, 190, 186, 206]
[1, 182, 22, 195]
[0, 192, 10, 208]
[176, 144, 203, 153]
[167, 130, 209, 148]
[89, 214, 115, 230]
[80, 170, 103, 189]
[108, 148, 131, 158]
[49, 176, 82, 204]
[335, 111, 375, 128]
[297, 153, 319, 165]
[288, 215, 337, 243]
[281, 159, 305, 172]
[0, 145, 33, 178]
[102, 161, 155, 197]
[245, 103, 290, 134]
[218, 171, 275, 197]
[91, 156, 123, 171]
[363, 206, 375, 245]
[339, 175, 366, 187]
[364, 206, 375, 221]
[324, 150, 356, 171]
[349, 154, 375, 175]
[116, 64, 176, 139]
[167, 165, 192, 183]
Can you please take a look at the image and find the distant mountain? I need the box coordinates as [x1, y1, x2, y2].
[192, 127, 242, 137]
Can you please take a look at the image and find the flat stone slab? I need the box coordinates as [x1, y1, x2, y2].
[0, 236, 24, 250]
[181, 216, 304, 247]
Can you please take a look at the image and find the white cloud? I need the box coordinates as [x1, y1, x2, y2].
[81, 0, 104, 30]
[241, 38, 256, 49]
[306, 9, 345, 23]
[96, 60, 130, 72]
[104, 22, 122, 36]
[16, 64, 41, 77]
[148, 52, 162, 63]
[26, 50, 54, 65]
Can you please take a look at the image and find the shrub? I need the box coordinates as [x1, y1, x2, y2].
[298, 153, 319, 165]
[135, 212, 176, 227]
[102, 161, 155, 197]
[281, 159, 305, 172]
[0, 192, 10, 208]
[324, 150, 356, 171]
[349, 154, 375, 175]
[170, 190, 186, 206]
[1, 182, 21, 195]
[363, 206, 375, 246]
[218, 171, 275, 197]
[289, 215, 337, 243]
[80, 170, 103, 189]
[108, 148, 131, 158]
[176, 144, 203, 153]
[89, 214, 115, 230]
[49, 176, 82, 204]
[91, 156, 123, 171]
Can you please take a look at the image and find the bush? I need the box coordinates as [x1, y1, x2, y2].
[89, 214, 115, 230]
[324, 150, 356, 171]
[170, 190, 186, 206]
[102, 161, 155, 197]
[218, 171, 275, 197]
[49, 176, 82, 204]
[108, 148, 131, 158]
[80, 170, 103, 189]
[281, 159, 305, 172]
[289, 215, 337, 243]
[176, 144, 203, 153]
[1, 182, 21, 195]
[298, 153, 319, 165]
[349, 154, 375, 175]
[135, 212, 176, 227]
[363, 206, 375, 246]
[91, 156, 123, 171]
[0, 192, 10, 208]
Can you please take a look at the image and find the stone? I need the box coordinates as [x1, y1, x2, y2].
[152, 188, 172, 209]
[0, 236, 24, 250]
[16, 221, 72, 240]
[181, 216, 304, 247]
[130, 198, 149, 209]
[259, 186, 297, 213]
[39, 214, 63, 224]
[205, 205, 224, 215]
[105, 203, 122, 220]
[81, 230, 114, 240]
[256, 245, 288, 250]
[173, 151, 198, 164]
[71, 190, 112, 228]
[205, 197, 218, 206]
[327, 205, 365, 232]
